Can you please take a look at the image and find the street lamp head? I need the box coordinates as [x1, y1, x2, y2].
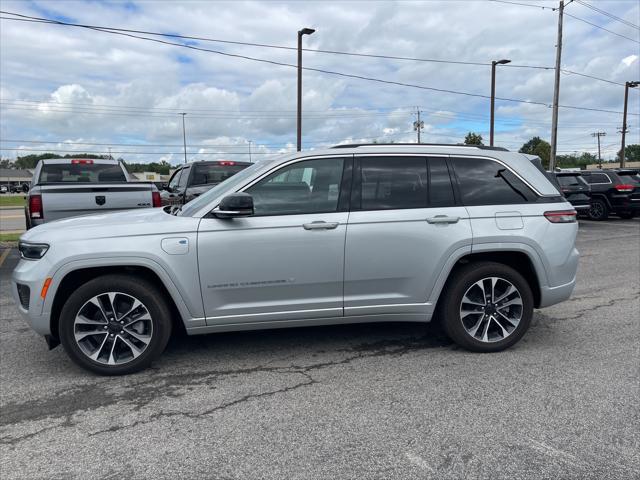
[299, 28, 315, 36]
[494, 59, 511, 65]
[628, 81, 640, 88]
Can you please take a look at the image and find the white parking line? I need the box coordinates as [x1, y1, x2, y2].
[0, 248, 11, 268]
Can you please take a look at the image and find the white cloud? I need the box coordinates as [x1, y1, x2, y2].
[1, 0, 638, 163]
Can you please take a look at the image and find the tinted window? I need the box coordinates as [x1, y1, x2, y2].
[177, 167, 190, 190]
[168, 169, 182, 191]
[557, 175, 582, 187]
[39, 163, 126, 183]
[429, 157, 455, 206]
[246, 158, 344, 216]
[450, 157, 535, 205]
[584, 173, 611, 184]
[618, 172, 640, 184]
[191, 163, 248, 186]
[359, 157, 428, 210]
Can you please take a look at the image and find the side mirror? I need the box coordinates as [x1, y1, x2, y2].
[22, 183, 29, 193]
[214, 193, 254, 219]
[161, 183, 170, 191]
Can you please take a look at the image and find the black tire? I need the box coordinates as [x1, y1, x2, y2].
[617, 211, 635, 219]
[439, 262, 534, 353]
[588, 199, 609, 221]
[59, 274, 172, 375]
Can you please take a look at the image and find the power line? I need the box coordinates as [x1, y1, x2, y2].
[488, 0, 557, 10]
[1, 17, 636, 118]
[575, 0, 639, 30]
[0, 11, 627, 87]
[564, 12, 640, 43]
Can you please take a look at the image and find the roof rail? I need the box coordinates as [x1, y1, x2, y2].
[330, 143, 509, 152]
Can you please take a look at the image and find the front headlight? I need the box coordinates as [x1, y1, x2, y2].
[18, 241, 49, 260]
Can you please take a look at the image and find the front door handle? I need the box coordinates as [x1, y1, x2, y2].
[426, 215, 460, 224]
[303, 221, 339, 230]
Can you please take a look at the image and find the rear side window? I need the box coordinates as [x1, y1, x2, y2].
[450, 157, 536, 205]
[359, 157, 428, 210]
[39, 163, 126, 183]
[584, 173, 611, 184]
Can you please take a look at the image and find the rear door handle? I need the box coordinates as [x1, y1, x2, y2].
[426, 215, 460, 224]
[303, 221, 339, 230]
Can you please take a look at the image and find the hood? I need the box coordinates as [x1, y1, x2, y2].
[21, 208, 200, 244]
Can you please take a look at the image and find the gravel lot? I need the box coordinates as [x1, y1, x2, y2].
[1, 219, 638, 480]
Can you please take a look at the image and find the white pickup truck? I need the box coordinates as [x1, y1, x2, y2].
[25, 158, 161, 228]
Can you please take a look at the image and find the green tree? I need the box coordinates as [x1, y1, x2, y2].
[519, 136, 551, 168]
[617, 144, 640, 162]
[556, 152, 597, 168]
[464, 132, 484, 145]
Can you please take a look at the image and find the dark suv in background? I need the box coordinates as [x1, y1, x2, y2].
[161, 160, 251, 206]
[581, 169, 640, 220]
[554, 172, 591, 214]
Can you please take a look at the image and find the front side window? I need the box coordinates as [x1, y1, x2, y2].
[358, 157, 428, 210]
[246, 157, 345, 216]
[450, 157, 536, 205]
[168, 169, 182, 191]
[176, 166, 190, 191]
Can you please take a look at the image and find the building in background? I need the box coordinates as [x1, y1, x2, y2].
[0, 168, 33, 191]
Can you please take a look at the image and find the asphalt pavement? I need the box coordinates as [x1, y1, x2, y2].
[1, 219, 639, 479]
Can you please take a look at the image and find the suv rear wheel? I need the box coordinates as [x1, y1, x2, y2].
[588, 199, 609, 221]
[59, 274, 172, 375]
[440, 262, 533, 352]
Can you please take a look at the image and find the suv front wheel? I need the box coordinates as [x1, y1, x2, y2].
[59, 274, 172, 375]
[440, 262, 534, 352]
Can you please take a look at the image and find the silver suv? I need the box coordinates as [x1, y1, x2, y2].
[12, 144, 579, 375]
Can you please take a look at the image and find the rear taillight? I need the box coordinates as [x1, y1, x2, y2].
[29, 194, 43, 219]
[152, 191, 161, 208]
[544, 210, 577, 223]
[218, 161, 235, 166]
[71, 159, 93, 165]
[614, 184, 635, 193]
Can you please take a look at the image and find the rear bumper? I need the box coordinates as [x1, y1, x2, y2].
[538, 278, 576, 308]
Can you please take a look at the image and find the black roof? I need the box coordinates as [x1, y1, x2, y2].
[179, 160, 253, 167]
[330, 143, 509, 152]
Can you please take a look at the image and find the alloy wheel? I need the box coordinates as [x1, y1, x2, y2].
[459, 277, 523, 343]
[73, 292, 153, 365]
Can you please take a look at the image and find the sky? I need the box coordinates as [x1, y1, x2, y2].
[0, 0, 638, 165]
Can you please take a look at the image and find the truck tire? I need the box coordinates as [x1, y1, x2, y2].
[439, 262, 534, 353]
[59, 274, 172, 375]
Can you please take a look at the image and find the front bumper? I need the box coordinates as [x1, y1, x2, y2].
[11, 257, 55, 336]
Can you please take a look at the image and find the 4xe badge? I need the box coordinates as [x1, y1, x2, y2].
[95, 195, 106, 206]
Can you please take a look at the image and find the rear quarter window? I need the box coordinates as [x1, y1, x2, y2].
[584, 173, 611, 184]
[450, 157, 536, 206]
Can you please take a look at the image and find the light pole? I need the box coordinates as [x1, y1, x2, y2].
[297, 27, 315, 152]
[620, 81, 639, 168]
[490, 59, 511, 147]
[180, 112, 187, 164]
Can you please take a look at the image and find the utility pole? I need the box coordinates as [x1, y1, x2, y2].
[490, 59, 511, 147]
[108, 147, 112, 159]
[413, 107, 424, 143]
[549, 0, 564, 172]
[297, 28, 315, 152]
[248, 140, 253, 163]
[591, 131, 606, 169]
[620, 81, 639, 168]
[180, 113, 187, 164]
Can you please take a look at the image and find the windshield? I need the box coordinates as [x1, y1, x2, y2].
[557, 175, 583, 187]
[191, 163, 248, 185]
[39, 162, 126, 183]
[179, 160, 276, 217]
[618, 172, 640, 184]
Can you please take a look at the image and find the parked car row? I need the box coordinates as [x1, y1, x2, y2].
[553, 169, 639, 221]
